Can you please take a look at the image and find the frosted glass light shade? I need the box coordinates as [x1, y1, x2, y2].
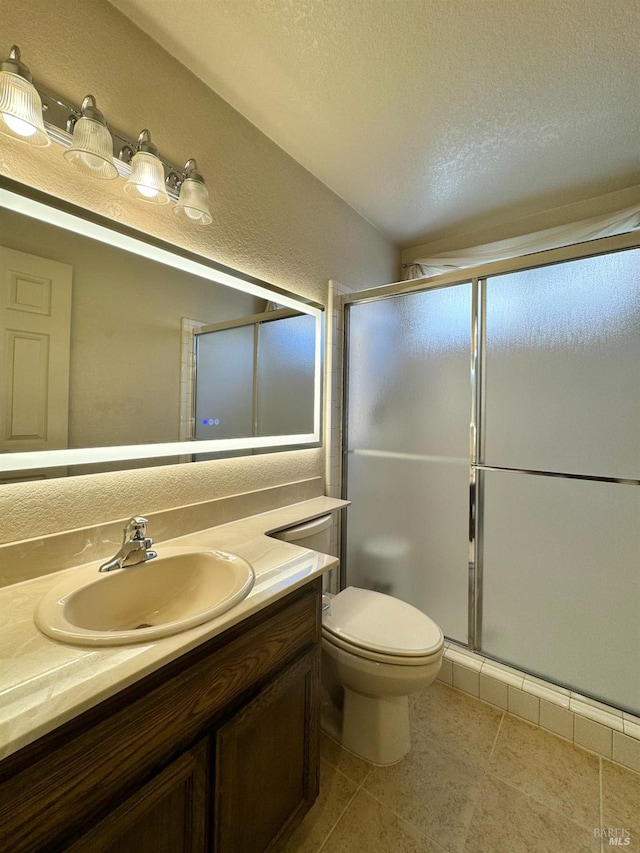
[0, 70, 49, 146]
[63, 116, 118, 179]
[123, 150, 169, 204]
[174, 178, 212, 224]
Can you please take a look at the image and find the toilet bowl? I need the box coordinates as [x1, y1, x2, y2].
[322, 586, 443, 765]
[271, 516, 444, 766]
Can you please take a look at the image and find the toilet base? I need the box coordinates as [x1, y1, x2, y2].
[341, 687, 410, 765]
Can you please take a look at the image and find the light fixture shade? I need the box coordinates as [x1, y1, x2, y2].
[124, 150, 170, 204]
[174, 177, 212, 224]
[63, 116, 118, 179]
[0, 70, 49, 146]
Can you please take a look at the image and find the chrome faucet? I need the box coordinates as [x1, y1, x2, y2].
[98, 516, 157, 573]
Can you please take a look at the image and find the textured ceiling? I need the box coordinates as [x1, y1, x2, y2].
[109, 0, 640, 247]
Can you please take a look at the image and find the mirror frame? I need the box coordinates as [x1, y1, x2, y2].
[0, 176, 323, 474]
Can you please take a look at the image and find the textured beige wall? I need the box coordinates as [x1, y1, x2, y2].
[0, 0, 399, 544]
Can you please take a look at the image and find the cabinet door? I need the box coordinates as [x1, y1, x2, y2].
[65, 740, 208, 853]
[214, 647, 320, 853]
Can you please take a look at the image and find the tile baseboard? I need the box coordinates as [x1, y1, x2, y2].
[437, 642, 640, 774]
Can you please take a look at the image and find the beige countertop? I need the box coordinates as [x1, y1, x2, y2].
[0, 497, 347, 762]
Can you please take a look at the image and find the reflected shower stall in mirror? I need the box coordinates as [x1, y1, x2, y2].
[193, 309, 316, 461]
[0, 177, 323, 481]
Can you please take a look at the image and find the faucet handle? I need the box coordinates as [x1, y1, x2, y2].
[124, 516, 149, 541]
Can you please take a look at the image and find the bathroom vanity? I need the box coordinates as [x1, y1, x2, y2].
[0, 498, 345, 852]
[0, 581, 320, 852]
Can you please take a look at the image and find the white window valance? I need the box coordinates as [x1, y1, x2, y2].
[402, 204, 640, 281]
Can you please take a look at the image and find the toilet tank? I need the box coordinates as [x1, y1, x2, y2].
[271, 514, 333, 552]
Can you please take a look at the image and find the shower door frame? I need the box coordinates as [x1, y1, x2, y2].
[341, 228, 640, 654]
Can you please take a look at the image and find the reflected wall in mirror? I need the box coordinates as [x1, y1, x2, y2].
[0, 180, 322, 480]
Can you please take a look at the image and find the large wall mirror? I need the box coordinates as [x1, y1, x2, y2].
[0, 178, 323, 480]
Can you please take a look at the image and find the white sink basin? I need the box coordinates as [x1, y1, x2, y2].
[35, 546, 255, 646]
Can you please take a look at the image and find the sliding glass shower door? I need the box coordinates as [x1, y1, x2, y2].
[479, 251, 640, 711]
[345, 284, 472, 643]
[343, 244, 640, 713]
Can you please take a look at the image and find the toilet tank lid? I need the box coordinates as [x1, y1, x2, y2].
[323, 587, 443, 657]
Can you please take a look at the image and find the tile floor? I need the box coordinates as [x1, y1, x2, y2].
[280, 682, 640, 853]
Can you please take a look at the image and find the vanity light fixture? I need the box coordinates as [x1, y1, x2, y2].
[63, 95, 118, 179]
[1, 42, 212, 224]
[121, 130, 170, 205]
[0, 45, 49, 146]
[171, 159, 212, 224]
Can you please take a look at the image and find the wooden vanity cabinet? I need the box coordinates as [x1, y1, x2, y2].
[0, 579, 322, 853]
[215, 649, 318, 853]
[67, 739, 210, 853]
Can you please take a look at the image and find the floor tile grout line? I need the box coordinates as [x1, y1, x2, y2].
[357, 785, 447, 852]
[322, 687, 629, 850]
[482, 765, 601, 835]
[346, 765, 372, 795]
[409, 722, 502, 777]
[358, 755, 599, 853]
[411, 684, 508, 752]
[450, 681, 640, 779]
[356, 765, 372, 790]
[315, 784, 360, 853]
[321, 758, 366, 788]
[428, 688, 601, 842]
[456, 765, 490, 853]
[441, 679, 640, 779]
[599, 753, 640, 779]
[487, 710, 505, 764]
[438, 697, 507, 853]
[320, 688, 639, 853]
[598, 756, 604, 853]
[320, 754, 371, 789]
[320, 734, 374, 787]
[422, 684, 602, 840]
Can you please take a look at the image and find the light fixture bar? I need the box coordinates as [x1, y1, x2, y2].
[37, 86, 182, 200]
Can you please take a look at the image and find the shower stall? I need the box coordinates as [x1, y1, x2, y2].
[342, 237, 640, 716]
[194, 310, 316, 440]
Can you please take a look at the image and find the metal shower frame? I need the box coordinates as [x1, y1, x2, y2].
[340, 228, 640, 652]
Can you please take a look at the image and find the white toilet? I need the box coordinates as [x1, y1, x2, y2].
[272, 515, 444, 766]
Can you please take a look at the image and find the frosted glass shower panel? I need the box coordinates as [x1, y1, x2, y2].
[347, 285, 471, 457]
[345, 453, 470, 642]
[481, 470, 640, 713]
[345, 285, 472, 643]
[256, 314, 316, 435]
[483, 250, 640, 479]
[195, 325, 254, 439]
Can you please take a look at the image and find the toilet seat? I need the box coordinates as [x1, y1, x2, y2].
[323, 630, 442, 666]
[322, 587, 443, 665]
